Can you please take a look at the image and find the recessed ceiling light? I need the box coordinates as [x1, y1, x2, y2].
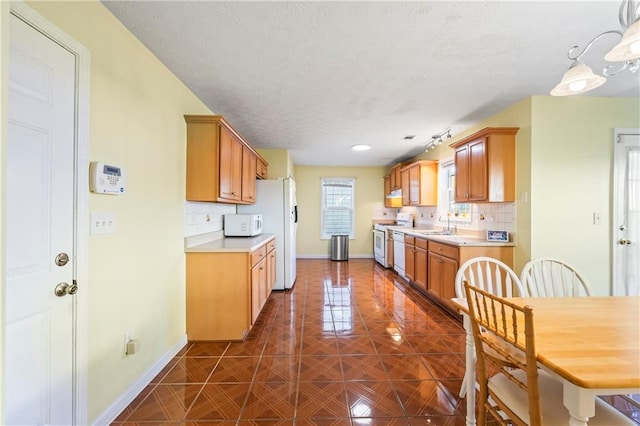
[351, 144, 371, 151]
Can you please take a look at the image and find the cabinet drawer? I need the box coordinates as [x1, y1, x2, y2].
[404, 235, 415, 245]
[266, 239, 276, 253]
[415, 237, 428, 250]
[428, 241, 458, 260]
[251, 245, 267, 266]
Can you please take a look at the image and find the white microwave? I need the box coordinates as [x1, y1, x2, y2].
[224, 214, 263, 237]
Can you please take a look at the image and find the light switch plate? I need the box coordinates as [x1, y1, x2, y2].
[593, 212, 601, 225]
[91, 213, 116, 235]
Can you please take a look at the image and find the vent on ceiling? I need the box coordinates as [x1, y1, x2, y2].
[403, 135, 416, 140]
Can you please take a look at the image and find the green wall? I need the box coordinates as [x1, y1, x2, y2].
[294, 166, 386, 258]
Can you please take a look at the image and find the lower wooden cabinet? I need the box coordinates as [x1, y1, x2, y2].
[186, 236, 276, 341]
[413, 238, 428, 291]
[404, 235, 415, 282]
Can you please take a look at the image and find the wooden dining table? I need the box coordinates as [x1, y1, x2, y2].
[450, 296, 640, 426]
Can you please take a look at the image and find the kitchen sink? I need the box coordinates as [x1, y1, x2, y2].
[411, 229, 454, 235]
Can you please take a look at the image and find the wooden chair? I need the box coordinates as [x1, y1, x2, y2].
[520, 258, 592, 298]
[455, 256, 526, 300]
[455, 256, 526, 398]
[463, 281, 633, 425]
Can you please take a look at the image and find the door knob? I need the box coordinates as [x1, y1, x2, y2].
[618, 239, 632, 245]
[54, 281, 78, 297]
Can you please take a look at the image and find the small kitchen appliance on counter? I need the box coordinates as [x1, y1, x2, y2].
[223, 214, 263, 237]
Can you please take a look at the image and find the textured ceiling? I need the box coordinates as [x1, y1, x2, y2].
[103, 1, 640, 166]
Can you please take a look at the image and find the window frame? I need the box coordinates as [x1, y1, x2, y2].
[320, 177, 356, 240]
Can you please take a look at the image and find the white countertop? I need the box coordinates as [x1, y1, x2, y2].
[396, 228, 515, 247]
[185, 232, 276, 253]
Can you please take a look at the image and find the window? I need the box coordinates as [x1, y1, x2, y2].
[321, 177, 355, 239]
[439, 160, 471, 221]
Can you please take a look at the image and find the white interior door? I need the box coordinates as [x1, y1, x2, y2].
[612, 129, 640, 296]
[5, 13, 77, 424]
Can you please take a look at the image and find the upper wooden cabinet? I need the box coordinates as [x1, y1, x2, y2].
[401, 160, 438, 206]
[450, 127, 518, 203]
[185, 115, 268, 204]
[242, 145, 257, 203]
[257, 157, 268, 179]
[389, 163, 403, 190]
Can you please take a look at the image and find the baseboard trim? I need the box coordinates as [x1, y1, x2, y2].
[296, 254, 374, 259]
[92, 334, 188, 425]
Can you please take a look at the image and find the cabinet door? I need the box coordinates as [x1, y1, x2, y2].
[468, 138, 488, 201]
[384, 175, 391, 207]
[401, 169, 410, 206]
[219, 127, 242, 202]
[441, 256, 458, 301]
[251, 257, 266, 325]
[257, 158, 268, 179]
[414, 246, 427, 291]
[266, 248, 276, 295]
[405, 242, 415, 281]
[387, 236, 394, 267]
[409, 164, 420, 205]
[242, 145, 257, 203]
[428, 252, 444, 297]
[454, 144, 470, 202]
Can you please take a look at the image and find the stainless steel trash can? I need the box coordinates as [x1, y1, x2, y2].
[330, 235, 349, 261]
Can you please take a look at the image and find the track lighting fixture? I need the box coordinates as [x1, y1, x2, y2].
[425, 128, 452, 152]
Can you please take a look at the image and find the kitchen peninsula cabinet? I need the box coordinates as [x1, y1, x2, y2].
[185, 115, 268, 204]
[450, 127, 518, 203]
[401, 160, 438, 206]
[427, 240, 513, 313]
[186, 235, 276, 341]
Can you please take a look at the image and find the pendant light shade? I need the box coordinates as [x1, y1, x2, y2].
[605, 19, 640, 62]
[550, 63, 607, 96]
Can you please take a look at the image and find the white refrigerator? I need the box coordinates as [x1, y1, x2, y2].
[239, 178, 297, 290]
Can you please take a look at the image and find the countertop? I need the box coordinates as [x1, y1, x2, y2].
[394, 228, 515, 247]
[185, 232, 276, 253]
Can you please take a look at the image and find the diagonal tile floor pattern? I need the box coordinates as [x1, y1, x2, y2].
[113, 259, 640, 425]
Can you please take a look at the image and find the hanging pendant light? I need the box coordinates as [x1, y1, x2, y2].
[551, 62, 607, 96]
[551, 0, 639, 96]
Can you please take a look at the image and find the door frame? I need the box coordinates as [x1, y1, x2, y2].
[3, 2, 90, 423]
[612, 128, 640, 296]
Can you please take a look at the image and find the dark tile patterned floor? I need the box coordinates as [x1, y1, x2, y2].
[112, 259, 640, 425]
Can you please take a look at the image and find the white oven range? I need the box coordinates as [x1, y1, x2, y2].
[372, 213, 413, 269]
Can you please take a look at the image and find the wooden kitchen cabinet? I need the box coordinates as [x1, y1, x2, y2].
[401, 168, 410, 206]
[389, 163, 403, 190]
[400, 160, 438, 206]
[450, 127, 518, 203]
[413, 237, 428, 291]
[185, 115, 268, 204]
[426, 240, 514, 313]
[186, 236, 275, 341]
[384, 175, 392, 207]
[404, 235, 415, 281]
[257, 157, 268, 179]
[387, 232, 394, 268]
[242, 145, 257, 203]
[266, 239, 276, 296]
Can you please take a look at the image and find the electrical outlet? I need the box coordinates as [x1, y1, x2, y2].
[91, 213, 116, 235]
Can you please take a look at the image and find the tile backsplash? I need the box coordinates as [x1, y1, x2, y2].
[184, 201, 236, 237]
[372, 202, 516, 235]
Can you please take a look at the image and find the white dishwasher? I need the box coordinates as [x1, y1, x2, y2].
[393, 231, 406, 279]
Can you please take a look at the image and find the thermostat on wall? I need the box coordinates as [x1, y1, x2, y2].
[89, 162, 126, 195]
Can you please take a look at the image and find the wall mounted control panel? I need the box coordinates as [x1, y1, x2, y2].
[90, 162, 126, 195]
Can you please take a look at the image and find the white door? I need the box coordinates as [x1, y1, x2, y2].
[5, 12, 77, 424]
[612, 129, 640, 296]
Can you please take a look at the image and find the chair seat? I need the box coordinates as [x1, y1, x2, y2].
[489, 369, 634, 425]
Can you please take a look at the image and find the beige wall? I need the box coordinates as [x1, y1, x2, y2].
[3, 1, 211, 422]
[529, 96, 639, 295]
[294, 166, 386, 257]
[257, 148, 294, 179]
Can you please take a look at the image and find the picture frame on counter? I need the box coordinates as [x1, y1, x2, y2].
[487, 230, 509, 242]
